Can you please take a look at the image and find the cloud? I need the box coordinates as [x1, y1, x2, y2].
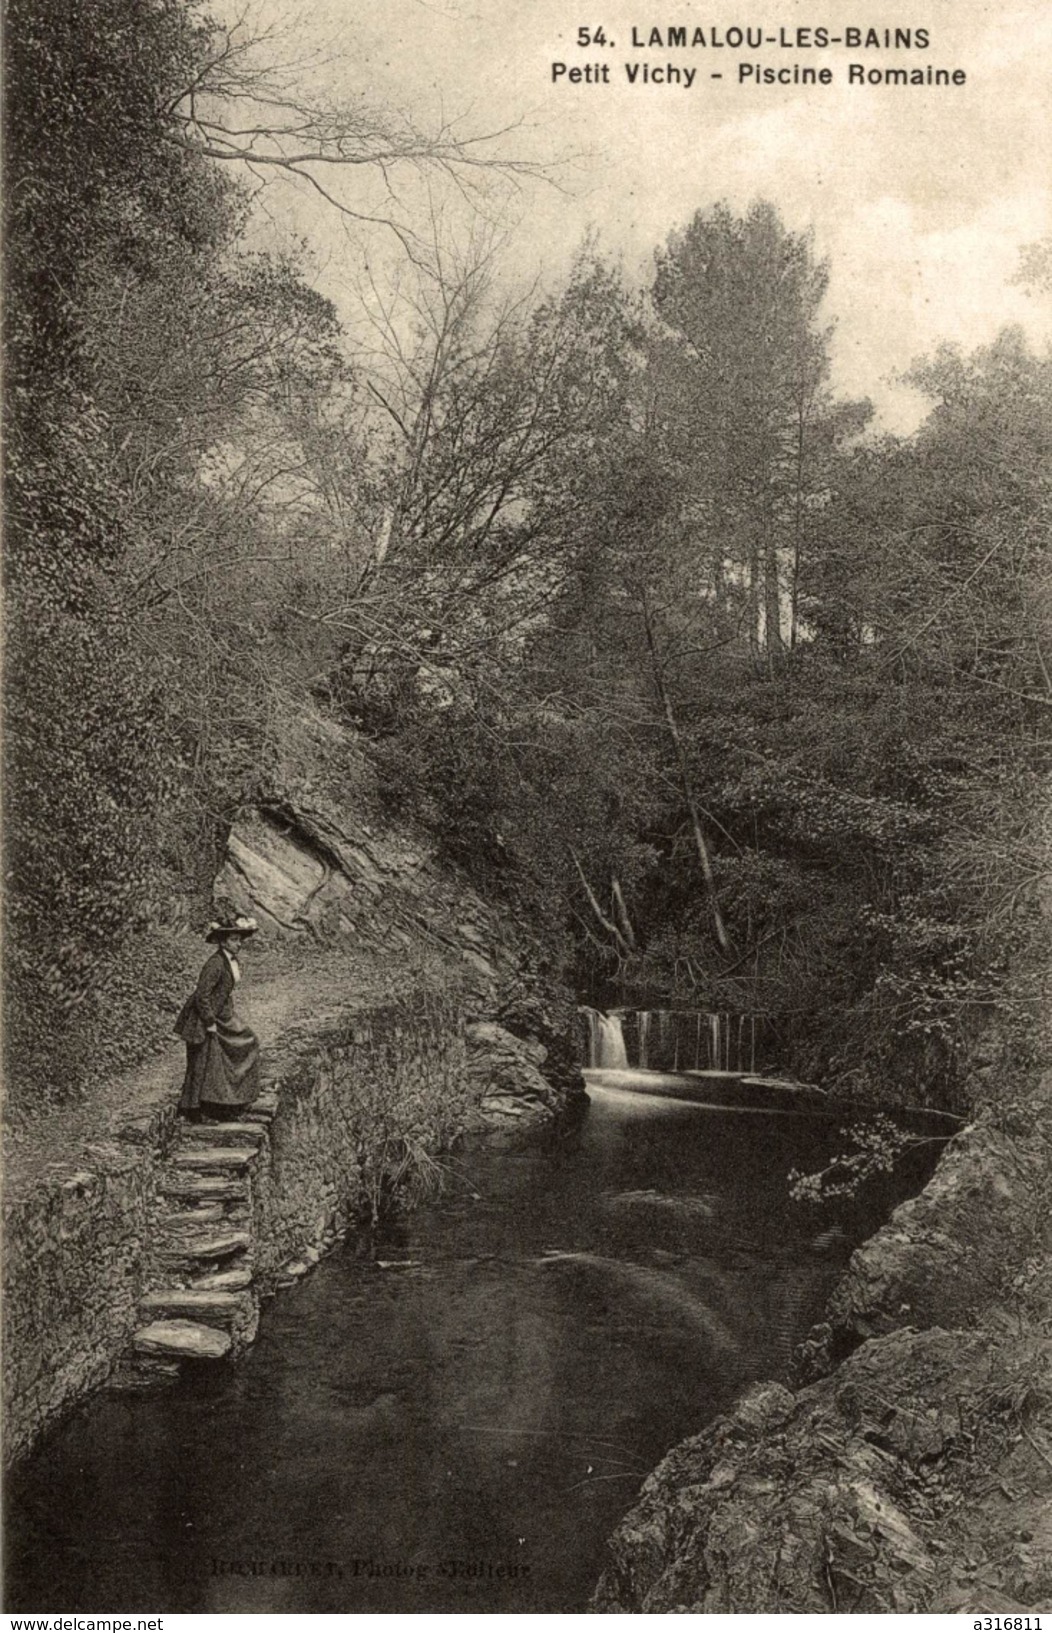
[231, 0, 1052, 430]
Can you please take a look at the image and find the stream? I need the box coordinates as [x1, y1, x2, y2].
[5, 1074, 943, 1613]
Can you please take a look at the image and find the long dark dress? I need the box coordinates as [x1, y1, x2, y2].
[174, 948, 260, 1116]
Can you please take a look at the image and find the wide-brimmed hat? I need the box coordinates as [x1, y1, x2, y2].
[205, 914, 259, 942]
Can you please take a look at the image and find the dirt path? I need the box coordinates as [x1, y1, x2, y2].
[3, 936, 463, 1205]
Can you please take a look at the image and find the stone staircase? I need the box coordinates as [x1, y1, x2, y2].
[124, 1093, 278, 1377]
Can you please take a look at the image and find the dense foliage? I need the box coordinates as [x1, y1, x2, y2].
[5, 0, 1048, 1112]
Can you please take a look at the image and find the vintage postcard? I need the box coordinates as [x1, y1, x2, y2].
[4, 0, 1050, 1618]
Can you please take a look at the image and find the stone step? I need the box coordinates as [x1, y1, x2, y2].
[109, 1355, 182, 1391]
[132, 1320, 232, 1361]
[158, 1229, 251, 1262]
[242, 1097, 279, 1122]
[159, 1204, 226, 1229]
[159, 1173, 248, 1202]
[138, 1289, 250, 1328]
[179, 1121, 265, 1147]
[171, 1145, 258, 1172]
[193, 1266, 253, 1291]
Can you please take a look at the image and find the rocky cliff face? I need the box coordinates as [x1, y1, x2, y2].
[212, 705, 585, 1127]
[593, 1089, 1052, 1614]
[795, 1112, 1052, 1379]
[593, 1327, 1052, 1614]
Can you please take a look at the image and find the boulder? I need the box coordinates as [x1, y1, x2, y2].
[464, 1020, 562, 1125]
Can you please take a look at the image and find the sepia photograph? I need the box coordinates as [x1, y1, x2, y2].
[3, 0, 1051, 1616]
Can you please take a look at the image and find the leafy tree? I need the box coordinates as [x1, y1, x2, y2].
[3, 0, 241, 1102]
[295, 235, 640, 735]
[649, 201, 860, 659]
[487, 210, 1049, 1107]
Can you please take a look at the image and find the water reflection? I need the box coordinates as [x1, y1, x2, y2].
[5, 1082, 940, 1613]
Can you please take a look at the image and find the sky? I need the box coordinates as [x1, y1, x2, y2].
[233, 0, 1052, 429]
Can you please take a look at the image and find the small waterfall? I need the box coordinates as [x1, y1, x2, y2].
[582, 1008, 599, 1067]
[581, 1008, 629, 1069]
[658, 1009, 672, 1064]
[583, 1006, 773, 1074]
[596, 1012, 629, 1069]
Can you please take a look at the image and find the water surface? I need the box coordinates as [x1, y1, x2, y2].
[5, 1078, 939, 1612]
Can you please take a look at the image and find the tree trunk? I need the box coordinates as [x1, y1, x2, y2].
[642, 595, 732, 953]
[571, 850, 630, 957]
[763, 453, 784, 664]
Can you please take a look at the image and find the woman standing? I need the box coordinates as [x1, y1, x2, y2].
[175, 915, 261, 1123]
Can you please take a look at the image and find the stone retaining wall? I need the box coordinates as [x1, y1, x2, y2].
[2, 1102, 176, 1467]
[251, 995, 470, 1283]
[3, 994, 481, 1468]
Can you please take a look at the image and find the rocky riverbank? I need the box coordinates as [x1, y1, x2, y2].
[592, 1083, 1052, 1614]
[3, 708, 586, 1467]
